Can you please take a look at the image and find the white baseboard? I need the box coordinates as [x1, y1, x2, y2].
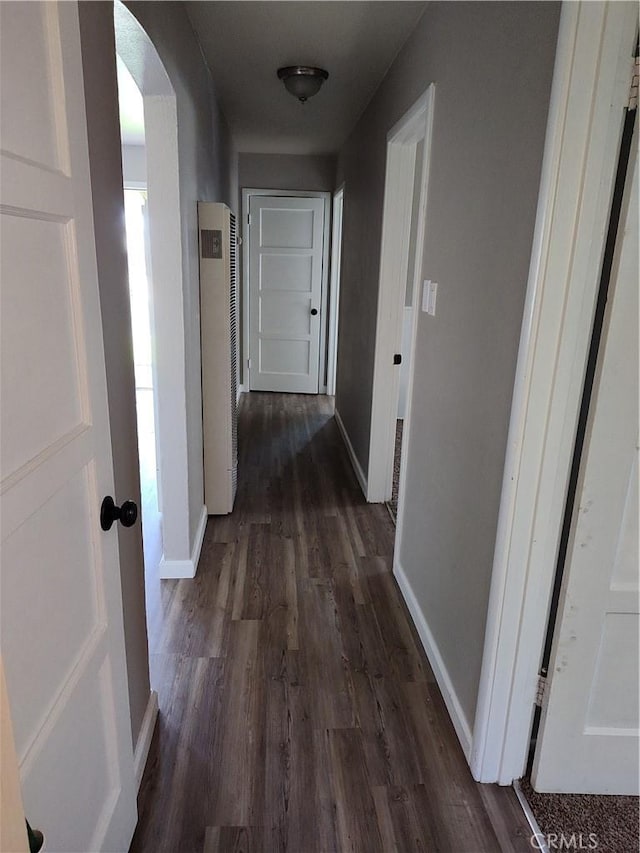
[158, 557, 196, 579]
[158, 505, 208, 579]
[394, 558, 473, 760]
[133, 690, 158, 792]
[191, 504, 208, 571]
[334, 408, 368, 497]
[237, 384, 246, 404]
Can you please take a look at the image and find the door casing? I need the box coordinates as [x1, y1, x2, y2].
[327, 185, 344, 397]
[115, 2, 204, 580]
[471, 1, 638, 785]
[532, 123, 638, 793]
[367, 86, 435, 504]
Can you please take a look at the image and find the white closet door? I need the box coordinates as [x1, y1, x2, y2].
[249, 195, 325, 393]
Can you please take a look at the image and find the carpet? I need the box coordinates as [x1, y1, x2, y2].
[387, 420, 403, 522]
[520, 777, 639, 853]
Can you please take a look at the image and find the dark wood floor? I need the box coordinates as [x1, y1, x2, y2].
[131, 393, 532, 853]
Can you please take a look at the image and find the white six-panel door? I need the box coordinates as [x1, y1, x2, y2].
[0, 3, 137, 849]
[248, 195, 325, 393]
[532, 136, 639, 794]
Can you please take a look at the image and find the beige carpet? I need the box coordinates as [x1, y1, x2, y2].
[387, 420, 403, 521]
[521, 778, 639, 853]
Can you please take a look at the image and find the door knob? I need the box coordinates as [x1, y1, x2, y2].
[100, 495, 138, 531]
[310, 308, 318, 316]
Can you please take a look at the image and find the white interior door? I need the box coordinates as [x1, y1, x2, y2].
[0, 3, 137, 850]
[249, 195, 325, 393]
[532, 136, 639, 794]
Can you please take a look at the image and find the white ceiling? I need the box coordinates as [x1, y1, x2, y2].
[185, 1, 427, 155]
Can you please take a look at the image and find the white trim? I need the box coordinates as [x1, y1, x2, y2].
[327, 184, 344, 397]
[513, 781, 550, 853]
[158, 557, 196, 580]
[159, 504, 208, 579]
[394, 560, 473, 759]
[237, 384, 246, 404]
[191, 503, 208, 570]
[367, 86, 435, 503]
[394, 88, 435, 564]
[241, 188, 331, 394]
[318, 192, 331, 394]
[387, 88, 434, 144]
[133, 690, 158, 792]
[116, 6, 192, 569]
[471, 2, 637, 785]
[334, 408, 368, 497]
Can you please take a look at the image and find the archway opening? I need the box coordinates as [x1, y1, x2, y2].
[114, 0, 191, 658]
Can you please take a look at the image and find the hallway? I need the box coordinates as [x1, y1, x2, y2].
[132, 393, 531, 852]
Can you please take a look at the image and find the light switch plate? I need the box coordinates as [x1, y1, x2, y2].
[421, 279, 431, 312]
[422, 280, 437, 315]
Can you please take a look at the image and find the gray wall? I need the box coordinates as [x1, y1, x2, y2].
[78, 1, 236, 750]
[335, 1, 560, 727]
[127, 1, 236, 549]
[239, 152, 336, 193]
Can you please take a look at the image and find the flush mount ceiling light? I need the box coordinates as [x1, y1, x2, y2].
[277, 66, 329, 103]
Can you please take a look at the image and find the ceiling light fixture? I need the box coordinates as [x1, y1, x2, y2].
[277, 66, 329, 103]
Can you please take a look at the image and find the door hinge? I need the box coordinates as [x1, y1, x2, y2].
[628, 55, 639, 111]
[247, 358, 252, 369]
[248, 213, 251, 225]
[535, 673, 548, 708]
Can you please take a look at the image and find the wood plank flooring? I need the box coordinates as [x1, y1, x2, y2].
[131, 393, 532, 853]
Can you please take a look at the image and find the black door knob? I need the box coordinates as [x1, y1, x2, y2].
[100, 495, 138, 531]
[310, 308, 318, 316]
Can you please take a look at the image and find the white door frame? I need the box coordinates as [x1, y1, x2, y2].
[470, 1, 638, 785]
[532, 126, 638, 793]
[115, 3, 197, 579]
[367, 86, 435, 503]
[241, 188, 331, 394]
[327, 184, 344, 397]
